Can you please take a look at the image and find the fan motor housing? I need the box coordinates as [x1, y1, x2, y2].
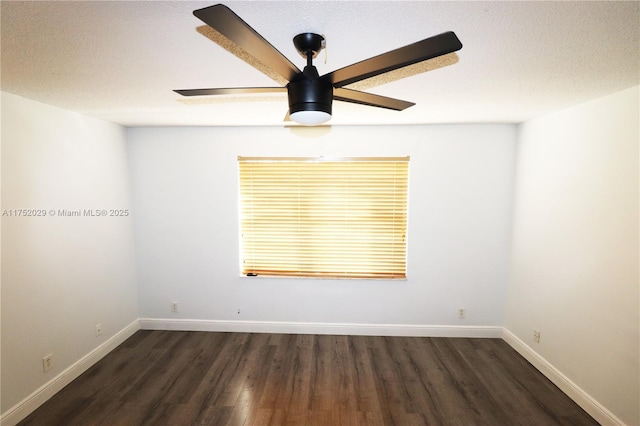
[287, 73, 333, 116]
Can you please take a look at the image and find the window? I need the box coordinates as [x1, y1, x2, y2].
[238, 157, 409, 279]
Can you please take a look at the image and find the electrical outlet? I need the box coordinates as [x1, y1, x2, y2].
[95, 323, 102, 336]
[533, 329, 541, 343]
[171, 301, 178, 313]
[457, 307, 466, 319]
[43, 354, 53, 373]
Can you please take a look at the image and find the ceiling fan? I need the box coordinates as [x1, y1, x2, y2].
[175, 4, 462, 125]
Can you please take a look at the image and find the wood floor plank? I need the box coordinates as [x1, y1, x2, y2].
[453, 338, 549, 425]
[260, 333, 298, 410]
[432, 337, 518, 425]
[286, 334, 314, 417]
[162, 331, 235, 405]
[226, 334, 276, 425]
[308, 335, 333, 412]
[18, 331, 600, 426]
[331, 335, 357, 413]
[346, 335, 381, 413]
[187, 332, 251, 417]
[368, 336, 425, 425]
[383, 337, 446, 424]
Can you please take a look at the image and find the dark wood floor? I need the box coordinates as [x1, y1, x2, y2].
[19, 330, 599, 426]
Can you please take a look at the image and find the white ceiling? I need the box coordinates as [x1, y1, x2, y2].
[1, 1, 638, 127]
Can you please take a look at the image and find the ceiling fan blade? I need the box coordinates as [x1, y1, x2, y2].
[322, 32, 462, 88]
[193, 4, 300, 82]
[334, 88, 414, 111]
[174, 87, 287, 96]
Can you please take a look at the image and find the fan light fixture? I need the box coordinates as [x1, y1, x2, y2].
[290, 110, 331, 125]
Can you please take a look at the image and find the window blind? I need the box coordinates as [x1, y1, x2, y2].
[238, 157, 409, 279]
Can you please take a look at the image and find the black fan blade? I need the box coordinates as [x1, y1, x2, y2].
[193, 4, 300, 82]
[322, 32, 462, 87]
[174, 87, 286, 96]
[334, 88, 415, 111]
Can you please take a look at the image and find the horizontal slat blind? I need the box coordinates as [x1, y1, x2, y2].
[239, 157, 409, 279]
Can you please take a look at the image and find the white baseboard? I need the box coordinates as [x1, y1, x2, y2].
[501, 328, 623, 426]
[139, 318, 503, 338]
[0, 319, 140, 426]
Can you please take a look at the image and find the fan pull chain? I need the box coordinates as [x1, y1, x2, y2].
[322, 35, 327, 64]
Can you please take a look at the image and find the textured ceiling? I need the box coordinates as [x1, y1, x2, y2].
[1, 1, 638, 127]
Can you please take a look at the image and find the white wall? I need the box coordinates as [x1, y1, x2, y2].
[505, 86, 639, 425]
[1, 93, 139, 414]
[128, 124, 516, 329]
